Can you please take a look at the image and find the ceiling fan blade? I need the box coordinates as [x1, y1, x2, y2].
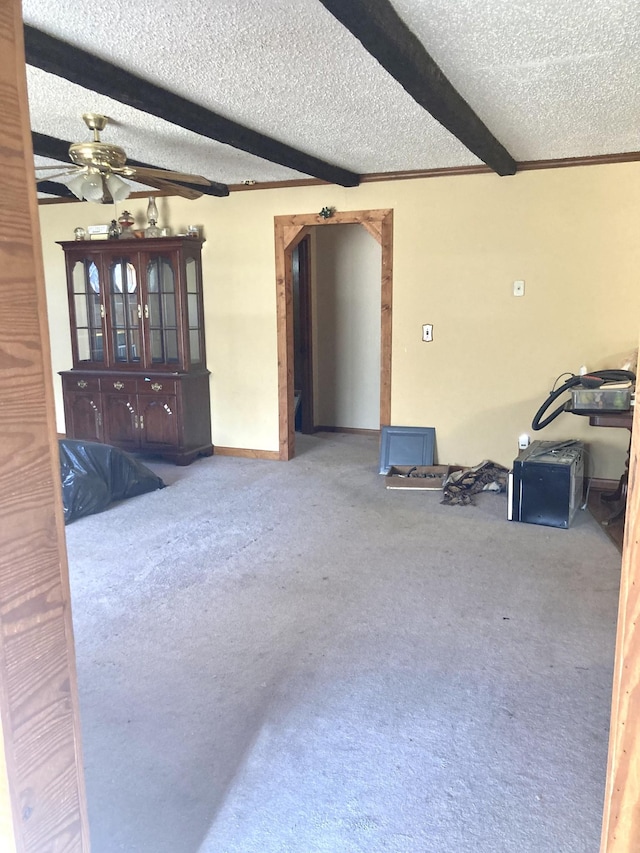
[132, 174, 203, 201]
[35, 168, 80, 181]
[123, 166, 211, 186]
[35, 165, 78, 173]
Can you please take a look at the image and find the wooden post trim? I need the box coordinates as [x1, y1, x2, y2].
[379, 210, 393, 427]
[275, 223, 294, 460]
[0, 3, 90, 850]
[600, 378, 640, 851]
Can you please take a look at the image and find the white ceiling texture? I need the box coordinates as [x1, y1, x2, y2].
[22, 0, 640, 200]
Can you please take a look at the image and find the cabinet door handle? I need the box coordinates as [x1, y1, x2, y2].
[100, 304, 105, 319]
[151, 382, 162, 392]
[137, 304, 142, 319]
[97, 412, 103, 428]
[77, 379, 88, 389]
[139, 415, 144, 430]
[144, 304, 149, 319]
[113, 381, 124, 390]
[134, 414, 139, 429]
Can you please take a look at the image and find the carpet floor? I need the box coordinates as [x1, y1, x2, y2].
[64, 432, 620, 853]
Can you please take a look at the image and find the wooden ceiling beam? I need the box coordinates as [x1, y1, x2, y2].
[24, 25, 360, 188]
[31, 131, 230, 197]
[318, 0, 517, 176]
[35, 179, 76, 198]
[32, 130, 68, 162]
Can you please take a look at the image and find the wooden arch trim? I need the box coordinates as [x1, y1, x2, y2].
[275, 208, 393, 461]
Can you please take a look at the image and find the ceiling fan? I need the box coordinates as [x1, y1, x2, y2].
[35, 113, 212, 203]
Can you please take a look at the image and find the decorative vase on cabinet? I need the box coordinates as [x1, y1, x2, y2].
[59, 236, 213, 465]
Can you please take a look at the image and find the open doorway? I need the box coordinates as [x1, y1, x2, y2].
[292, 234, 314, 434]
[293, 225, 382, 436]
[275, 209, 393, 460]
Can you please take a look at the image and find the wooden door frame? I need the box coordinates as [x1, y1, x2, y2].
[274, 209, 393, 460]
[600, 376, 640, 852]
[0, 3, 89, 849]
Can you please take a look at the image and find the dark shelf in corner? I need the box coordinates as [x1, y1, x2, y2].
[587, 486, 624, 553]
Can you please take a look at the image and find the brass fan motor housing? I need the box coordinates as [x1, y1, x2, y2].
[37, 112, 210, 200]
[68, 141, 128, 170]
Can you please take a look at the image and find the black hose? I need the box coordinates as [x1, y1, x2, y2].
[531, 369, 635, 431]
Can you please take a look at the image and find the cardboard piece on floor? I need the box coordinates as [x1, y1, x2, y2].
[385, 465, 450, 490]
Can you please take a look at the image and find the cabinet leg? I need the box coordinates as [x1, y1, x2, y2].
[162, 445, 213, 465]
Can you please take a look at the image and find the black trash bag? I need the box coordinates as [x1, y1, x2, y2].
[59, 439, 165, 523]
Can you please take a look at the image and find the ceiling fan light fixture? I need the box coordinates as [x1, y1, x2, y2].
[65, 172, 89, 201]
[106, 173, 130, 202]
[82, 170, 104, 202]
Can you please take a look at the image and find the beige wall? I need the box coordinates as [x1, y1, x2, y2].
[39, 162, 640, 478]
[313, 224, 382, 430]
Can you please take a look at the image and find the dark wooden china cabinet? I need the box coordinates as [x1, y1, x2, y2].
[59, 236, 213, 465]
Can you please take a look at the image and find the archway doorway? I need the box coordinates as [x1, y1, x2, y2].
[274, 209, 393, 460]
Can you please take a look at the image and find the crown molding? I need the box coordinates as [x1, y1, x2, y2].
[39, 151, 640, 203]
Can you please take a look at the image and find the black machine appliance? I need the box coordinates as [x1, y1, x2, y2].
[531, 369, 634, 430]
[508, 440, 584, 529]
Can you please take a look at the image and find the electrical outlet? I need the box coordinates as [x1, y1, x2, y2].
[422, 323, 433, 342]
[513, 280, 525, 297]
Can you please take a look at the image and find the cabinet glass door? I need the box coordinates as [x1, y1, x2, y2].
[109, 259, 141, 364]
[72, 259, 104, 364]
[146, 256, 179, 366]
[185, 256, 203, 365]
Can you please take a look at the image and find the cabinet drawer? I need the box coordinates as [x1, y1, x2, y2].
[137, 377, 179, 395]
[63, 374, 100, 393]
[101, 376, 138, 394]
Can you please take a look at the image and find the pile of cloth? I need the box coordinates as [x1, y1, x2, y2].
[441, 460, 509, 506]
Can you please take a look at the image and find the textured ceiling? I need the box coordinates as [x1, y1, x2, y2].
[22, 0, 640, 199]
